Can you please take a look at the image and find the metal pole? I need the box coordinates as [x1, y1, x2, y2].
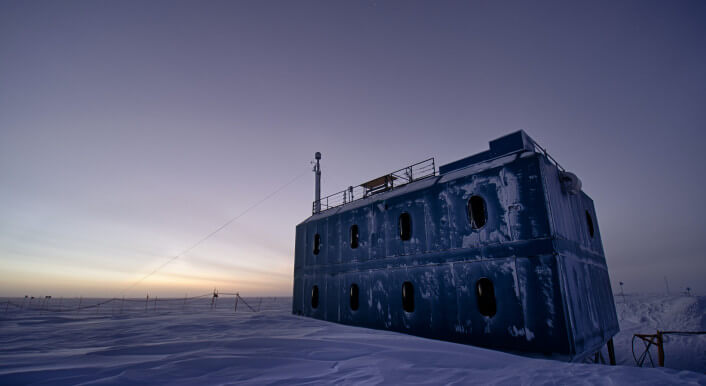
[313, 152, 322, 213]
[657, 331, 665, 367]
[607, 338, 616, 365]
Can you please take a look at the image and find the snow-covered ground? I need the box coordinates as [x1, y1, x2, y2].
[0, 295, 704, 385]
[608, 293, 706, 372]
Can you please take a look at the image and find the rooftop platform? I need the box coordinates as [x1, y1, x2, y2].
[312, 131, 564, 214]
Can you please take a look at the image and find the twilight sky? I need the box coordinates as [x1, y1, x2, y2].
[1, 0, 704, 297]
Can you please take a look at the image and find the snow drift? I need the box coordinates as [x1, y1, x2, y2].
[0, 295, 704, 385]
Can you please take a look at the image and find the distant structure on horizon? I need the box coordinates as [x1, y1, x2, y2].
[292, 131, 619, 362]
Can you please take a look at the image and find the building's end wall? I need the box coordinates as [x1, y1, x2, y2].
[537, 156, 619, 359]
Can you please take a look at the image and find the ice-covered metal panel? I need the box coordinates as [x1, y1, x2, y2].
[383, 195, 427, 257]
[439, 130, 535, 174]
[339, 206, 371, 264]
[556, 248, 619, 358]
[514, 255, 571, 355]
[452, 258, 527, 350]
[326, 215, 341, 265]
[538, 157, 604, 256]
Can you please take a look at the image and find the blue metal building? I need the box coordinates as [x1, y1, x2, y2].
[292, 131, 619, 361]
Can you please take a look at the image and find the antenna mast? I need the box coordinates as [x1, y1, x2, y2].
[314, 152, 321, 213]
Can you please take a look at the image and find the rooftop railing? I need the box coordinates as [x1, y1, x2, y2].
[525, 136, 565, 172]
[313, 158, 436, 214]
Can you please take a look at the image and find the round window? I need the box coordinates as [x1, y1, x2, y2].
[468, 195, 487, 229]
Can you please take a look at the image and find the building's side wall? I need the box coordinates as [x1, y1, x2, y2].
[294, 256, 571, 355]
[538, 157, 619, 359]
[293, 154, 575, 356]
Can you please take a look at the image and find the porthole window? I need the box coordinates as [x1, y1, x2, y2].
[311, 285, 319, 309]
[476, 278, 496, 317]
[313, 233, 320, 255]
[468, 195, 487, 229]
[586, 210, 595, 238]
[349, 284, 359, 311]
[402, 281, 414, 312]
[399, 212, 412, 241]
[350, 225, 359, 249]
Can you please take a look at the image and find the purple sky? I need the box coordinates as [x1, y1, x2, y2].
[1, 0, 705, 297]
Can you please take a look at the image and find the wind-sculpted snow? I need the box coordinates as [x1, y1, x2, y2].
[0, 297, 704, 385]
[608, 293, 706, 372]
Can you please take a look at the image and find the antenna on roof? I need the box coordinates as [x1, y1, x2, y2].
[313, 152, 322, 213]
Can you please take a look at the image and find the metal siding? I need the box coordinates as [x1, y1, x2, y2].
[556, 250, 619, 358]
[537, 156, 618, 359]
[326, 216, 340, 265]
[384, 196, 426, 257]
[444, 172, 512, 249]
[514, 255, 571, 355]
[452, 258, 526, 350]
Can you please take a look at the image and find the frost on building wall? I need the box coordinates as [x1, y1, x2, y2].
[292, 131, 619, 361]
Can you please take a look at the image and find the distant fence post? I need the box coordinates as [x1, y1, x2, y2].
[145, 295, 149, 311]
[211, 289, 218, 310]
[234, 295, 239, 313]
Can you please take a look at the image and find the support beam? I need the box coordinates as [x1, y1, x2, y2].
[607, 338, 616, 365]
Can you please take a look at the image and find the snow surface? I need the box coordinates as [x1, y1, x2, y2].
[0, 295, 704, 385]
[608, 293, 706, 372]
